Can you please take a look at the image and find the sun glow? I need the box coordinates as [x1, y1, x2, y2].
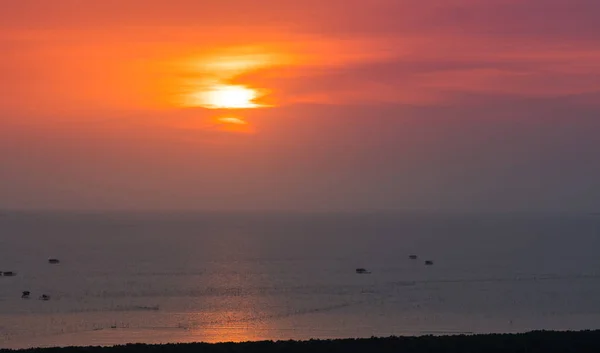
[174, 50, 281, 109]
[215, 116, 255, 133]
[185, 84, 264, 109]
[218, 117, 248, 125]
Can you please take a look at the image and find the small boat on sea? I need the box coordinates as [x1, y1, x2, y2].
[1, 271, 16, 277]
[48, 258, 60, 264]
[409, 255, 418, 260]
[425, 260, 434, 266]
[22, 291, 30, 299]
[39, 294, 50, 301]
[356, 268, 371, 274]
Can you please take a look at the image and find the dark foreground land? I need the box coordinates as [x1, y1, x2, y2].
[3, 331, 600, 353]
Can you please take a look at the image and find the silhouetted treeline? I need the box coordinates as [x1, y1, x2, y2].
[3, 330, 600, 353]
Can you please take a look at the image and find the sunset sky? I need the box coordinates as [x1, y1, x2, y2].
[1, 0, 599, 211]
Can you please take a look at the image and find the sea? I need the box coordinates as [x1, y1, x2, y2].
[1, 211, 600, 349]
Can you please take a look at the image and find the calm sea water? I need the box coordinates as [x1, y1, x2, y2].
[1, 211, 600, 348]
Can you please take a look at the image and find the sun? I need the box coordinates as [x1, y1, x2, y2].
[186, 84, 263, 109]
[206, 85, 258, 108]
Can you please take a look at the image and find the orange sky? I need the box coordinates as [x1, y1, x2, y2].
[3, 0, 600, 118]
[2, 0, 600, 211]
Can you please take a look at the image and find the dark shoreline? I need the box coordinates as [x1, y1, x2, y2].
[3, 330, 600, 353]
